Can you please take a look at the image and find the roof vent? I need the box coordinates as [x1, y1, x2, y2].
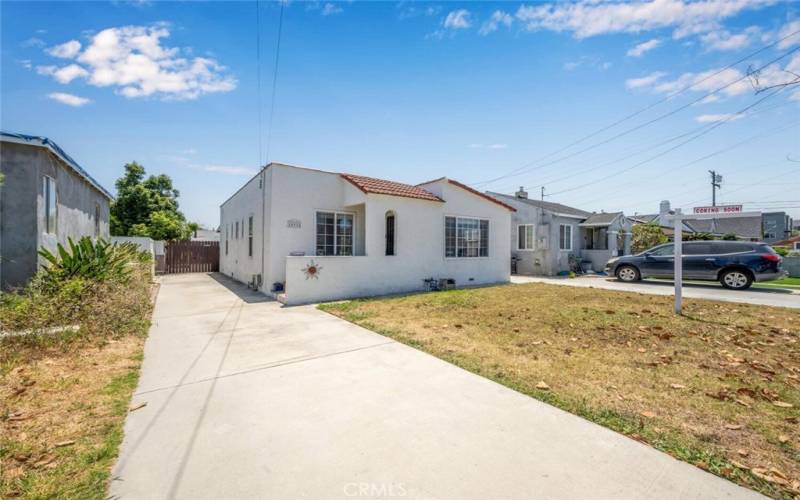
[515, 186, 528, 199]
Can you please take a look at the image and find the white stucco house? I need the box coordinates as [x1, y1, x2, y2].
[220, 162, 515, 305]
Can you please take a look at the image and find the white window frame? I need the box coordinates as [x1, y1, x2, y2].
[42, 175, 57, 234]
[315, 210, 356, 256]
[248, 215, 254, 257]
[444, 215, 489, 259]
[559, 224, 573, 251]
[794, 241, 800, 251]
[517, 224, 535, 251]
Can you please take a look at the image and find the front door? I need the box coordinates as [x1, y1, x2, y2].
[640, 243, 674, 277]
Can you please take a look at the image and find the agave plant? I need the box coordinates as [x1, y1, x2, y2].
[37, 237, 139, 290]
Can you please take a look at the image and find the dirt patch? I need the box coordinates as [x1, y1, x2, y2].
[321, 282, 800, 499]
[1, 265, 153, 498]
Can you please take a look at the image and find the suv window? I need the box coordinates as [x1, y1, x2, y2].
[719, 242, 754, 254]
[683, 243, 713, 255]
[649, 244, 673, 256]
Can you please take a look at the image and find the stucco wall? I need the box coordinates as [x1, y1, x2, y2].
[281, 178, 510, 305]
[220, 169, 267, 287]
[0, 143, 38, 289]
[1, 142, 110, 290]
[507, 198, 584, 276]
[783, 256, 800, 278]
[221, 164, 512, 303]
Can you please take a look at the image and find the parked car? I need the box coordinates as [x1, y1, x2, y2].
[604, 241, 786, 290]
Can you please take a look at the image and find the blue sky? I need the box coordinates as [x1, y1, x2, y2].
[2, 0, 799, 227]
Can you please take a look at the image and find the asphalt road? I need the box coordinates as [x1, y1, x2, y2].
[511, 275, 800, 309]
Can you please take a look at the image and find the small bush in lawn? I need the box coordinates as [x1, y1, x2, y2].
[34, 237, 140, 293]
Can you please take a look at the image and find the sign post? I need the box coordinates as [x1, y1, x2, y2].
[672, 209, 682, 315]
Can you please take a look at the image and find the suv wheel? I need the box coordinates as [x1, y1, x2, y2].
[616, 265, 640, 283]
[720, 269, 753, 290]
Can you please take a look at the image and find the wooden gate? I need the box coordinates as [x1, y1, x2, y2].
[164, 241, 219, 274]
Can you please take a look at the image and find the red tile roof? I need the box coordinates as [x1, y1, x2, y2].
[773, 235, 800, 246]
[341, 173, 443, 202]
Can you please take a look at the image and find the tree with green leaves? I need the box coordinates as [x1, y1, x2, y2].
[110, 162, 195, 240]
[631, 222, 668, 253]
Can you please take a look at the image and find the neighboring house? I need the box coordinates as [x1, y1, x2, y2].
[220, 162, 514, 305]
[1, 132, 113, 290]
[488, 188, 632, 275]
[762, 212, 794, 243]
[772, 235, 800, 251]
[634, 200, 763, 241]
[191, 228, 220, 242]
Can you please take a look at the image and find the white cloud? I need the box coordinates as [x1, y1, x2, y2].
[21, 37, 46, 48]
[627, 38, 661, 57]
[36, 24, 237, 100]
[38, 63, 90, 84]
[443, 9, 472, 30]
[47, 40, 82, 58]
[321, 3, 342, 16]
[563, 56, 612, 72]
[515, 0, 770, 39]
[695, 113, 745, 123]
[479, 10, 513, 35]
[47, 92, 91, 107]
[651, 67, 751, 97]
[469, 143, 508, 150]
[700, 26, 759, 51]
[776, 20, 800, 50]
[625, 71, 667, 89]
[201, 165, 257, 175]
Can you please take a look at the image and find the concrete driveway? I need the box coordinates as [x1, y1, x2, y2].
[512, 275, 800, 309]
[112, 273, 760, 499]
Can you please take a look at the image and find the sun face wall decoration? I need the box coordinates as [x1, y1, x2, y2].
[302, 260, 322, 280]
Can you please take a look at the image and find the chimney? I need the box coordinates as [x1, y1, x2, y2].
[659, 200, 671, 215]
[515, 186, 528, 199]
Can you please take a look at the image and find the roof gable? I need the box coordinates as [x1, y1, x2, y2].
[341, 173, 443, 202]
[444, 180, 516, 212]
[488, 192, 589, 218]
[1, 131, 114, 200]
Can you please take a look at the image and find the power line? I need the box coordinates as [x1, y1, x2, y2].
[491, 96, 795, 196]
[471, 33, 800, 189]
[681, 165, 800, 208]
[543, 87, 787, 198]
[264, 2, 285, 163]
[566, 119, 800, 210]
[256, 0, 262, 166]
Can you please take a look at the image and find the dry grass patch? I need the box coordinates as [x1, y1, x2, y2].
[1, 264, 153, 499]
[321, 282, 800, 499]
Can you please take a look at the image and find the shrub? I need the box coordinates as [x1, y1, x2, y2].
[721, 233, 738, 241]
[631, 222, 668, 253]
[773, 246, 789, 257]
[35, 237, 140, 293]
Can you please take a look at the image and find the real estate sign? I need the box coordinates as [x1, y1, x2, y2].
[693, 205, 743, 214]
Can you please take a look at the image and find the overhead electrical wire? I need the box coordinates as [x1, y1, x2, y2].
[264, 1, 285, 163]
[256, 0, 262, 166]
[491, 97, 796, 196]
[541, 86, 788, 199]
[471, 30, 800, 189]
[566, 118, 800, 209]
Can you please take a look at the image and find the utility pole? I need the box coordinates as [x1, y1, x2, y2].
[709, 170, 722, 206]
[541, 186, 545, 201]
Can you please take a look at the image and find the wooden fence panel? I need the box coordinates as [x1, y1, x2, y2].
[164, 241, 220, 274]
